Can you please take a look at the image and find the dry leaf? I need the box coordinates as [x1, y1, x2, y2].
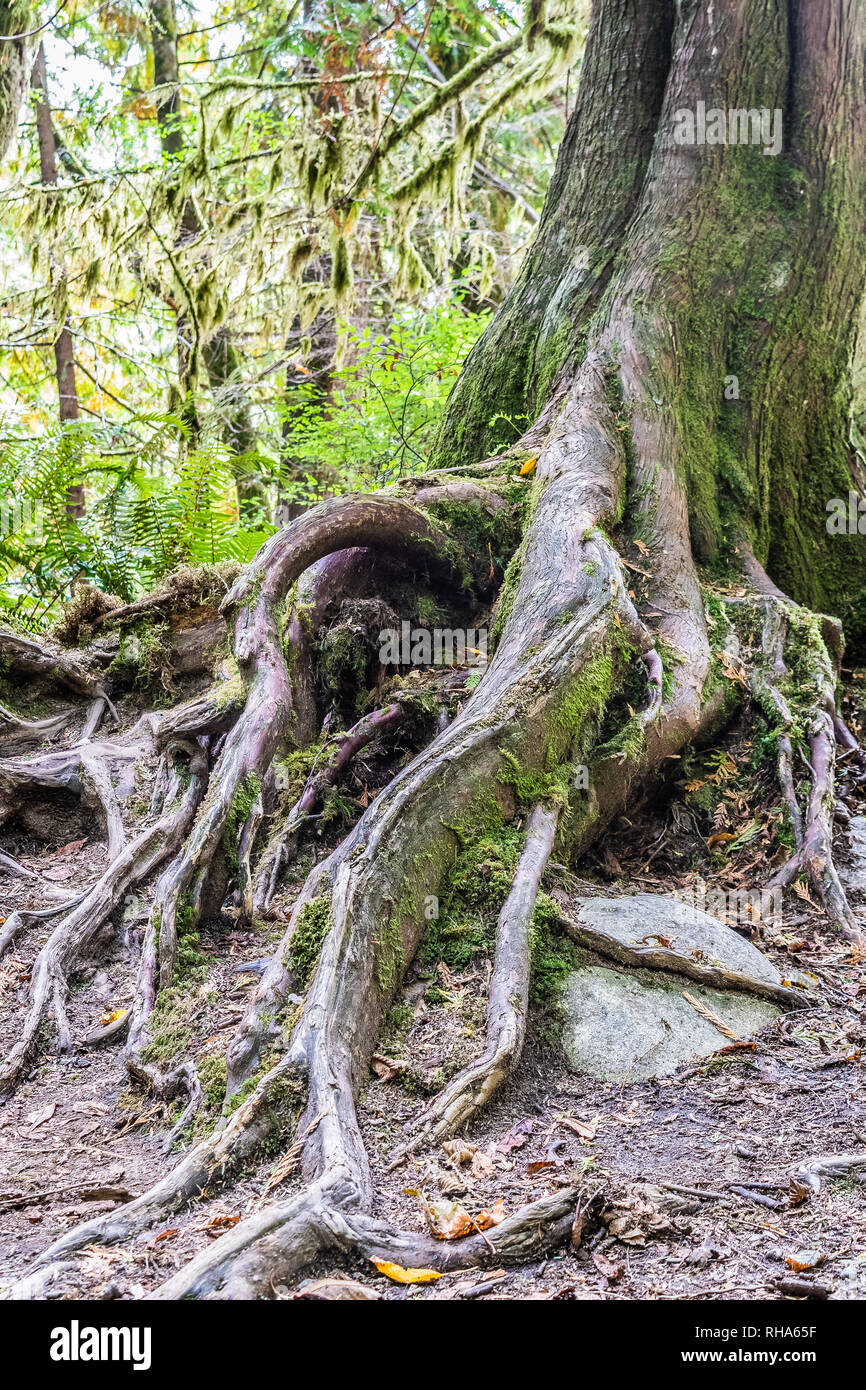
[196, 1213, 239, 1233]
[150, 1228, 179, 1246]
[470, 1149, 496, 1179]
[592, 1250, 625, 1282]
[559, 1114, 599, 1143]
[786, 1250, 825, 1273]
[497, 1118, 533, 1153]
[424, 1198, 475, 1240]
[24, 1103, 56, 1128]
[519, 457, 537, 476]
[100, 1007, 128, 1027]
[474, 1199, 507, 1231]
[443, 1139, 476, 1166]
[372, 1259, 442, 1284]
[54, 839, 87, 857]
[370, 1053, 406, 1081]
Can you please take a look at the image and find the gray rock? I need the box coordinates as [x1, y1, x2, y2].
[560, 962, 779, 1081]
[571, 892, 784, 989]
[840, 817, 866, 892]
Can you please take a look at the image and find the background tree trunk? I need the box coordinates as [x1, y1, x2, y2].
[31, 41, 84, 518]
[0, 0, 31, 163]
[148, 0, 265, 515]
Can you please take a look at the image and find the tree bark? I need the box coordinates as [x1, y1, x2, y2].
[0, 0, 31, 162]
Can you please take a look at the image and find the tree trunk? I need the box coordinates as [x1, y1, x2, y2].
[31, 41, 84, 518]
[7, 0, 866, 1300]
[0, 0, 31, 162]
[148, 0, 265, 514]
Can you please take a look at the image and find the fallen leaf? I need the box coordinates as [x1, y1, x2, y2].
[370, 1053, 406, 1081]
[519, 457, 537, 476]
[474, 1199, 507, 1231]
[424, 1198, 475, 1240]
[54, 838, 87, 857]
[24, 1103, 56, 1128]
[470, 1149, 496, 1179]
[150, 1228, 179, 1246]
[786, 1250, 825, 1273]
[443, 1139, 476, 1166]
[497, 1118, 533, 1153]
[372, 1259, 442, 1284]
[100, 1008, 128, 1027]
[592, 1249, 625, 1282]
[559, 1114, 599, 1143]
[788, 1178, 813, 1206]
[196, 1213, 239, 1232]
[707, 832, 737, 846]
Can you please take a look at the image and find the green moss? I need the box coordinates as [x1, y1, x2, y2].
[214, 659, 245, 711]
[288, 894, 331, 986]
[419, 805, 520, 972]
[490, 479, 543, 646]
[529, 891, 580, 1044]
[194, 1050, 225, 1117]
[223, 772, 262, 872]
[106, 620, 175, 702]
[498, 748, 572, 808]
[375, 909, 407, 995]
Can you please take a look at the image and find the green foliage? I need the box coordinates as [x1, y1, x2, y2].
[275, 307, 490, 504]
[0, 417, 272, 629]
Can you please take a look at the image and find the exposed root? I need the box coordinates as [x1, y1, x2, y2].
[252, 701, 406, 916]
[396, 802, 559, 1157]
[147, 1180, 581, 1300]
[555, 909, 805, 1006]
[0, 742, 208, 1093]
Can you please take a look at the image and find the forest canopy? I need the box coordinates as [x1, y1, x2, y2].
[0, 0, 586, 623]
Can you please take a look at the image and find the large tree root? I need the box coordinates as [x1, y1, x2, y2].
[148, 1181, 581, 1300]
[395, 802, 559, 1157]
[743, 550, 863, 942]
[251, 702, 407, 917]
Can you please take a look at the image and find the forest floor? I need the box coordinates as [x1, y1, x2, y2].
[0, 676, 864, 1302]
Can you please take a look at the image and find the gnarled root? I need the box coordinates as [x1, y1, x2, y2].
[251, 702, 406, 917]
[395, 802, 559, 1157]
[744, 549, 863, 943]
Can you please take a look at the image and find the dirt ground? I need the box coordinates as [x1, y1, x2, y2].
[0, 678, 864, 1302]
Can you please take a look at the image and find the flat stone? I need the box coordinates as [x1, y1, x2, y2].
[840, 817, 866, 892]
[571, 892, 784, 990]
[560, 962, 780, 1081]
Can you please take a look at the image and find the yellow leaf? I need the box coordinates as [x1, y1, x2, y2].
[100, 1007, 128, 1026]
[372, 1259, 442, 1284]
[519, 457, 537, 476]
